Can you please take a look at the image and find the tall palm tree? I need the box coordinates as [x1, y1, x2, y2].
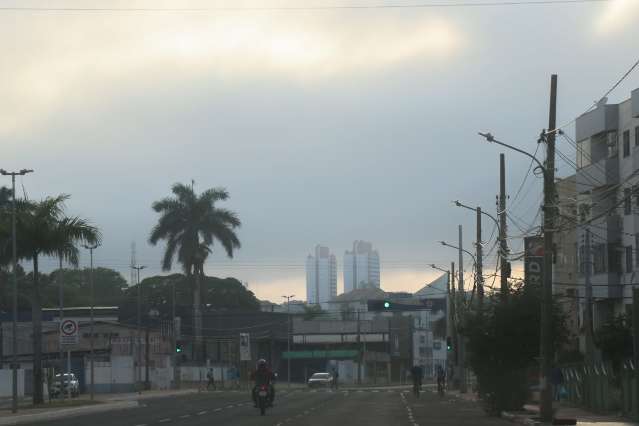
[149, 183, 241, 359]
[16, 195, 101, 404]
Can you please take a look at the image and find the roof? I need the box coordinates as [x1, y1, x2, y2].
[414, 273, 448, 298]
[331, 286, 387, 303]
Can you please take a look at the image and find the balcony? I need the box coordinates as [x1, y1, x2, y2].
[575, 104, 619, 142]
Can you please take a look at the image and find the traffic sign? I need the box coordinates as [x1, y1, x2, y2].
[59, 319, 79, 346]
[239, 333, 251, 361]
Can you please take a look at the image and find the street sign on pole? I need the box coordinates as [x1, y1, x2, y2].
[59, 319, 79, 347]
[239, 333, 251, 361]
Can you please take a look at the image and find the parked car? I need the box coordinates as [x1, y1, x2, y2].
[308, 372, 333, 388]
[50, 373, 80, 398]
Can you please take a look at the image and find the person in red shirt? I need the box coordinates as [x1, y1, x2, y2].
[250, 359, 275, 407]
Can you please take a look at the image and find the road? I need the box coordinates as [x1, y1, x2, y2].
[33, 387, 511, 426]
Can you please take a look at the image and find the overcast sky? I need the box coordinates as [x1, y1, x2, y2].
[2, 0, 639, 302]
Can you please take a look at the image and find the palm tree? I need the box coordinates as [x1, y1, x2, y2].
[149, 183, 241, 359]
[16, 195, 101, 404]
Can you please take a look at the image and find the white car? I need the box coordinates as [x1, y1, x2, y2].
[51, 373, 80, 398]
[308, 372, 333, 388]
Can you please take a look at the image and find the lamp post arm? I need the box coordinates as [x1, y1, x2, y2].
[478, 132, 546, 176]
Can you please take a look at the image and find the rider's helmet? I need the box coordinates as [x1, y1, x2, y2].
[257, 359, 267, 369]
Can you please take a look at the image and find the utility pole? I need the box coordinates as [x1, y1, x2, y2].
[356, 310, 361, 385]
[282, 294, 295, 387]
[1, 168, 33, 414]
[583, 227, 593, 363]
[57, 258, 66, 402]
[133, 265, 146, 391]
[632, 289, 639, 414]
[540, 74, 558, 423]
[499, 153, 509, 299]
[450, 261, 456, 387]
[83, 243, 99, 401]
[476, 207, 484, 309]
[458, 225, 467, 393]
[171, 279, 177, 389]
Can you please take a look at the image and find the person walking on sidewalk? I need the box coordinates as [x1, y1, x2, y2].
[551, 366, 563, 401]
[331, 367, 339, 390]
[207, 368, 216, 391]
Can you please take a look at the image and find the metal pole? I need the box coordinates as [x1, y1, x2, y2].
[357, 310, 361, 385]
[499, 153, 509, 299]
[632, 288, 639, 415]
[584, 227, 593, 363]
[476, 207, 484, 309]
[84, 245, 99, 401]
[1, 169, 33, 413]
[10, 174, 18, 413]
[132, 265, 146, 390]
[458, 225, 467, 393]
[171, 279, 177, 389]
[66, 350, 71, 399]
[450, 262, 457, 388]
[58, 257, 65, 402]
[540, 74, 558, 423]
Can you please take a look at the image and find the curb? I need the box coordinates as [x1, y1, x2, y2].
[502, 411, 541, 426]
[0, 401, 139, 425]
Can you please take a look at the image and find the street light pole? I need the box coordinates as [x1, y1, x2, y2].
[282, 295, 295, 387]
[82, 243, 100, 401]
[132, 265, 146, 391]
[479, 74, 558, 422]
[1, 168, 33, 414]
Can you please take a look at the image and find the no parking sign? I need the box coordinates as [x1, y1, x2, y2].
[59, 319, 79, 347]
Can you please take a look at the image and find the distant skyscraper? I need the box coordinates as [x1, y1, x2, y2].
[305, 245, 337, 307]
[344, 240, 380, 293]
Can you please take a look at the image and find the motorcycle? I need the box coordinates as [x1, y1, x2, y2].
[257, 384, 270, 416]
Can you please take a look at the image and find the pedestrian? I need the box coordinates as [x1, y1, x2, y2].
[207, 368, 216, 391]
[331, 367, 339, 390]
[551, 366, 563, 402]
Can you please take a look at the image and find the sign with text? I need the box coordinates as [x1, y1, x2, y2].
[239, 333, 251, 361]
[524, 236, 544, 288]
[59, 319, 79, 347]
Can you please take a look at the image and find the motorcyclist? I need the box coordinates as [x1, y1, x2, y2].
[250, 359, 275, 407]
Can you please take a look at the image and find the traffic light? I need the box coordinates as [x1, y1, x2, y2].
[383, 301, 391, 309]
[175, 342, 182, 353]
[446, 336, 452, 351]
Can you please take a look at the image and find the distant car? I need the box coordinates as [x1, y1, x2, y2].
[308, 372, 333, 388]
[50, 373, 79, 398]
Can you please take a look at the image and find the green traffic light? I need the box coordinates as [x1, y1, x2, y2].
[383, 301, 390, 309]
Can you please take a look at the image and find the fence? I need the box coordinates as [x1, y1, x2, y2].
[560, 361, 637, 420]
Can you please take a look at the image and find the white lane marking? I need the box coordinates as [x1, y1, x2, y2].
[226, 405, 234, 409]
[372, 390, 379, 393]
[197, 410, 207, 415]
[214, 408, 222, 412]
[179, 414, 190, 418]
[134, 424, 147, 426]
[159, 419, 171, 423]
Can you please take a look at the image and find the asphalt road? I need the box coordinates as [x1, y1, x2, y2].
[34, 387, 511, 426]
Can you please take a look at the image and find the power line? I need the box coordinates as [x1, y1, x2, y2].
[0, 0, 610, 12]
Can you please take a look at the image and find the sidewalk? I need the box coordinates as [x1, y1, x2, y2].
[0, 388, 198, 426]
[502, 402, 639, 425]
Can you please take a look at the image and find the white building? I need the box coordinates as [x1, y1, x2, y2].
[344, 240, 380, 293]
[305, 245, 337, 308]
[575, 88, 639, 340]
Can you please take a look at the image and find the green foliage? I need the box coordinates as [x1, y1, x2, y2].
[595, 314, 633, 365]
[463, 287, 567, 415]
[124, 273, 260, 315]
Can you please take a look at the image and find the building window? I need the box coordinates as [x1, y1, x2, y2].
[624, 188, 632, 215]
[593, 244, 606, 274]
[608, 131, 618, 158]
[626, 246, 633, 273]
[623, 130, 631, 157]
[635, 126, 639, 147]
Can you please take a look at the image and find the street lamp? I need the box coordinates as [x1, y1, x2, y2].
[132, 265, 146, 391]
[453, 200, 500, 235]
[439, 241, 476, 268]
[479, 127, 555, 421]
[82, 243, 100, 401]
[282, 295, 295, 387]
[0, 168, 33, 414]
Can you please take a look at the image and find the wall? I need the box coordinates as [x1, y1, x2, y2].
[0, 369, 25, 398]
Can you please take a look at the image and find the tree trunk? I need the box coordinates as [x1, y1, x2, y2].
[32, 254, 44, 404]
[192, 269, 202, 362]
